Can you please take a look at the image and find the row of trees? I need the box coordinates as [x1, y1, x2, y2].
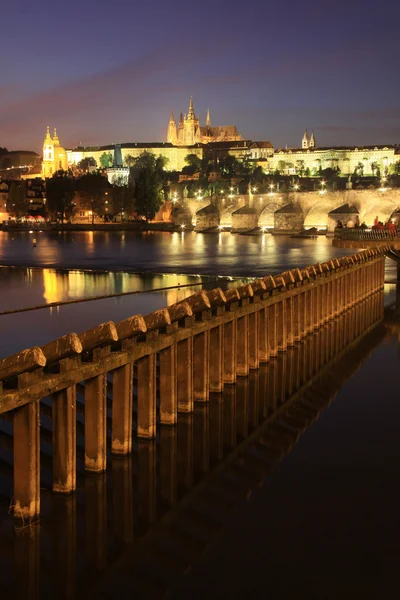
[46, 152, 166, 224]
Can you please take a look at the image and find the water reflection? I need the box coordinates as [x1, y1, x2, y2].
[0, 269, 251, 358]
[0, 289, 391, 598]
[0, 230, 356, 277]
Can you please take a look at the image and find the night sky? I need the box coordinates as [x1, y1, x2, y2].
[1, 0, 399, 152]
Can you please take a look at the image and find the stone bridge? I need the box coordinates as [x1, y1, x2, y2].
[172, 189, 400, 233]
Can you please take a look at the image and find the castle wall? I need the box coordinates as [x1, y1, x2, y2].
[266, 146, 398, 176]
[68, 146, 203, 172]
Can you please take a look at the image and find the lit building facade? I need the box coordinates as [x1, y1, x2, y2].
[42, 127, 68, 178]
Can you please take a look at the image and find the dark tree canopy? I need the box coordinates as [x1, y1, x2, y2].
[77, 156, 97, 171]
[112, 176, 135, 219]
[133, 163, 163, 222]
[7, 181, 27, 217]
[46, 170, 75, 223]
[78, 172, 109, 224]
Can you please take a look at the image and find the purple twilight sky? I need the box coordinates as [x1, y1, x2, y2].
[1, 0, 399, 152]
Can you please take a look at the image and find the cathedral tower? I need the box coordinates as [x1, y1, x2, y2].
[183, 96, 200, 145]
[309, 131, 316, 148]
[42, 126, 68, 177]
[167, 111, 177, 145]
[206, 107, 211, 128]
[302, 130, 309, 149]
[42, 126, 55, 177]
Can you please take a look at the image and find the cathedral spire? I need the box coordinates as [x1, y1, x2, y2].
[206, 107, 210, 128]
[309, 130, 316, 148]
[167, 111, 177, 145]
[188, 96, 195, 120]
[44, 125, 51, 143]
[179, 111, 183, 124]
[53, 128, 59, 146]
[302, 130, 309, 149]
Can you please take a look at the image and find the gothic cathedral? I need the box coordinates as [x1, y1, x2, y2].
[167, 97, 242, 146]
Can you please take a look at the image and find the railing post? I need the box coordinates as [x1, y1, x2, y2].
[177, 336, 193, 412]
[85, 348, 108, 472]
[53, 357, 79, 492]
[235, 284, 253, 376]
[209, 324, 224, 392]
[137, 353, 157, 439]
[111, 361, 134, 454]
[193, 327, 211, 401]
[13, 400, 40, 521]
[275, 277, 287, 352]
[159, 342, 177, 423]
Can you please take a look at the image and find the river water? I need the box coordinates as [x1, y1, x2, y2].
[0, 230, 400, 599]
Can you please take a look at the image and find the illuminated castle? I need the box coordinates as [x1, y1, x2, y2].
[167, 97, 242, 146]
[42, 126, 68, 177]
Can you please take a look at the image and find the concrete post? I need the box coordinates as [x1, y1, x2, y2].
[292, 294, 301, 342]
[193, 325, 210, 402]
[84, 347, 108, 472]
[248, 311, 259, 369]
[267, 304, 278, 357]
[276, 300, 287, 352]
[53, 384, 76, 493]
[13, 401, 40, 521]
[159, 342, 177, 424]
[112, 362, 133, 455]
[258, 307, 269, 362]
[286, 296, 295, 346]
[137, 354, 156, 439]
[236, 315, 249, 376]
[177, 337, 193, 412]
[209, 325, 224, 392]
[223, 319, 237, 384]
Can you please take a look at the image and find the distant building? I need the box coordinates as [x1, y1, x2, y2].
[106, 144, 129, 185]
[42, 127, 68, 177]
[167, 97, 242, 146]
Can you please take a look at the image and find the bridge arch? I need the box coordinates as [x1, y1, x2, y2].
[303, 197, 344, 229]
[360, 195, 398, 226]
[258, 197, 287, 227]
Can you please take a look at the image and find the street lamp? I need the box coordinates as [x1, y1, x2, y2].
[172, 191, 178, 203]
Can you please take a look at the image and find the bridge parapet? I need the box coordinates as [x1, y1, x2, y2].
[0, 247, 388, 522]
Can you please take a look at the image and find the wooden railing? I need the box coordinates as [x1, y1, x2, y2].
[334, 227, 400, 241]
[0, 246, 389, 522]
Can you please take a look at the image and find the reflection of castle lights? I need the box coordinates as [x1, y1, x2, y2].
[379, 187, 387, 192]
[319, 189, 326, 195]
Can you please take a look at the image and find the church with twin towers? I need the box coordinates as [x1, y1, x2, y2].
[167, 97, 242, 146]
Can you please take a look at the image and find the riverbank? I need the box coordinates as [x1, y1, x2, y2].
[1, 221, 183, 232]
